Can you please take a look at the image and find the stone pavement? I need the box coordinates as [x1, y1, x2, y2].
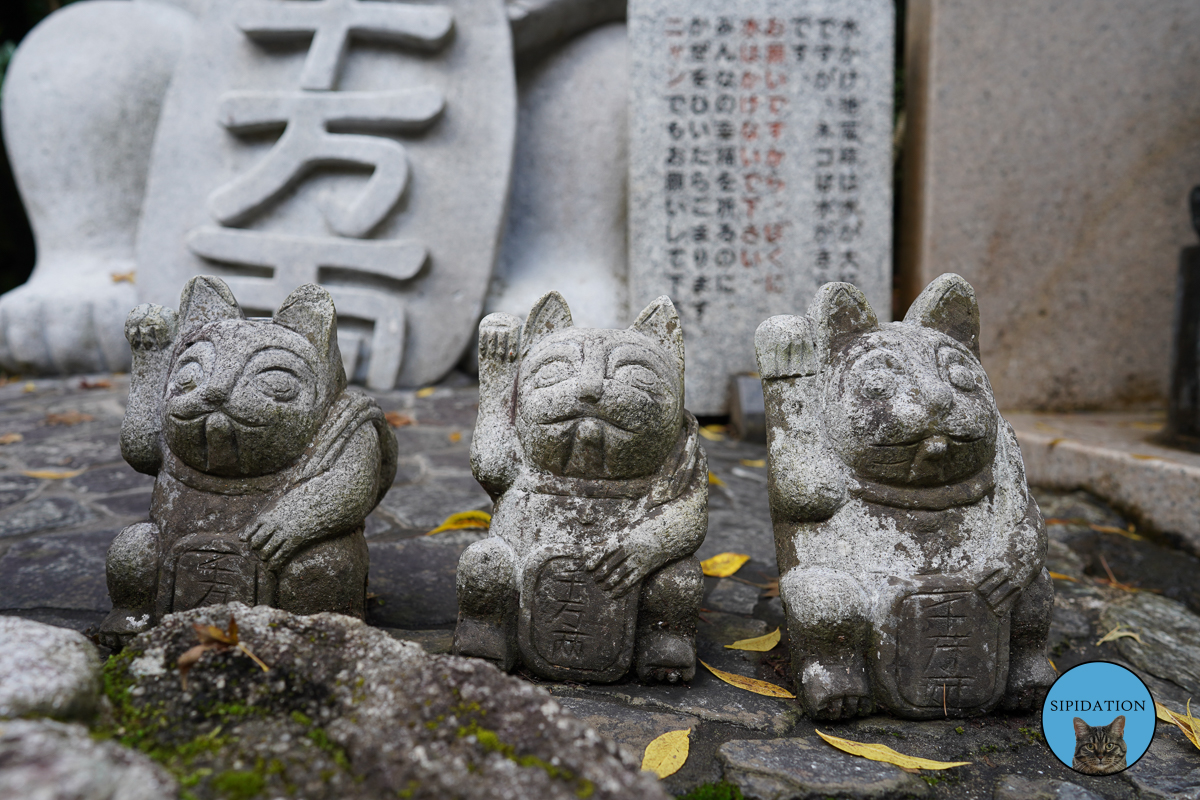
[3, 375, 1200, 798]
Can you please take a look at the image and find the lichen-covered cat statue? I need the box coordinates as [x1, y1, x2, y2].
[755, 274, 1055, 720]
[455, 291, 707, 683]
[98, 276, 397, 646]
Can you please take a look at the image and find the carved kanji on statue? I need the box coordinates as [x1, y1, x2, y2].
[137, 0, 516, 390]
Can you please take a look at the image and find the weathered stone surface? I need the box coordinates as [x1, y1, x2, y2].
[0, 0, 190, 377]
[0, 618, 101, 722]
[717, 737, 929, 799]
[993, 775, 1104, 800]
[376, 472, 491, 532]
[628, 0, 894, 414]
[100, 277, 398, 646]
[1125, 725, 1200, 800]
[0, 530, 114, 616]
[756, 276, 1054, 719]
[136, 0, 516, 391]
[706, 577, 761, 616]
[555, 695, 699, 755]
[457, 293, 708, 684]
[1101, 592, 1200, 697]
[0, 719, 178, 800]
[107, 602, 667, 800]
[0, 497, 94, 540]
[507, 0, 625, 55]
[899, 0, 1200, 412]
[488, 23, 630, 332]
[367, 536, 477, 628]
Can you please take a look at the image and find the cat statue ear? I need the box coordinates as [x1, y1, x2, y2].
[274, 284, 339, 356]
[521, 291, 573, 359]
[630, 295, 685, 375]
[177, 275, 243, 334]
[807, 281, 879, 363]
[903, 273, 981, 358]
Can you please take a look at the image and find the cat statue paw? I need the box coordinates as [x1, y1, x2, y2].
[757, 274, 1054, 719]
[455, 291, 707, 683]
[98, 276, 397, 648]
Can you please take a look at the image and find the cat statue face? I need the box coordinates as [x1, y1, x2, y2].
[162, 279, 346, 478]
[514, 292, 685, 480]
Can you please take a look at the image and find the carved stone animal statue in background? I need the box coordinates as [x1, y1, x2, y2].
[99, 276, 397, 646]
[755, 274, 1055, 719]
[457, 291, 706, 683]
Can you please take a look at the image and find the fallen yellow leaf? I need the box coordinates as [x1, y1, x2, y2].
[1130, 453, 1163, 461]
[45, 411, 95, 426]
[426, 510, 491, 536]
[22, 469, 85, 480]
[1049, 660, 1057, 673]
[110, 271, 136, 284]
[1047, 437, 1066, 448]
[739, 459, 766, 468]
[700, 660, 794, 698]
[1096, 625, 1143, 646]
[816, 729, 971, 772]
[384, 411, 414, 428]
[1156, 701, 1200, 751]
[449, 431, 463, 443]
[641, 729, 691, 779]
[0, 433, 22, 445]
[22, 382, 35, 393]
[1129, 421, 1165, 432]
[1048, 572, 1079, 583]
[708, 472, 726, 488]
[700, 552, 750, 577]
[725, 628, 781, 652]
[416, 387, 436, 398]
[698, 425, 726, 441]
[1089, 523, 1144, 541]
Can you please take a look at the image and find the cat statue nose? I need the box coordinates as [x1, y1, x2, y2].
[917, 435, 949, 460]
[201, 384, 229, 405]
[577, 376, 604, 403]
[563, 418, 606, 477]
[204, 411, 239, 472]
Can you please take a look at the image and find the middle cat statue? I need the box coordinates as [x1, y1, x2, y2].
[455, 292, 707, 683]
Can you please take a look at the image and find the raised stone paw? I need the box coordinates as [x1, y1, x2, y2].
[477, 312, 522, 363]
[801, 656, 875, 720]
[635, 630, 696, 684]
[1000, 652, 1056, 712]
[0, 271, 137, 374]
[754, 314, 816, 380]
[125, 303, 178, 352]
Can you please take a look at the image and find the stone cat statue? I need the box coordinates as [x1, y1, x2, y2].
[455, 291, 707, 683]
[99, 276, 397, 646]
[755, 274, 1055, 719]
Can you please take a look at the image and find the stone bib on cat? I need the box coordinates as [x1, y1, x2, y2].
[99, 276, 398, 646]
[455, 291, 708, 683]
[755, 274, 1056, 719]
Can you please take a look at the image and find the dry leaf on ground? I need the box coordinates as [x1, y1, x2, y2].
[1156, 701, 1200, 751]
[449, 431, 463, 443]
[22, 468, 85, 480]
[1048, 572, 1078, 583]
[1089, 523, 1144, 541]
[739, 459, 766, 468]
[178, 615, 269, 690]
[642, 729, 691, 779]
[816, 729, 971, 773]
[700, 552, 750, 577]
[79, 379, 112, 390]
[110, 271, 136, 284]
[384, 411, 414, 428]
[21, 382, 35, 393]
[0, 433, 22, 445]
[416, 387, 436, 398]
[698, 425, 726, 442]
[1096, 625, 1143, 646]
[760, 579, 780, 599]
[707, 471, 726, 488]
[426, 510, 491, 536]
[725, 628, 781, 652]
[700, 660, 794, 698]
[45, 411, 94, 426]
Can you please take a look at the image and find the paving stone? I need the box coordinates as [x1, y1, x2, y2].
[377, 474, 492, 531]
[0, 497, 94, 540]
[994, 774, 1105, 800]
[94, 492, 152, 519]
[1101, 592, 1200, 697]
[1125, 726, 1200, 799]
[555, 696, 699, 756]
[706, 578, 762, 616]
[67, 465, 154, 496]
[0, 476, 41, 510]
[367, 537, 477, 628]
[0, 530, 114, 615]
[382, 628, 455, 655]
[717, 737, 930, 800]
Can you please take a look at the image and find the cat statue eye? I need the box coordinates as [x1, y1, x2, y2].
[755, 273, 1056, 719]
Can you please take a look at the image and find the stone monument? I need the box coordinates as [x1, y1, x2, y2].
[755, 274, 1054, 719]
[99, 276, 398, 646]
[629, 0, 894, 414]
[455, 291, 707, 683]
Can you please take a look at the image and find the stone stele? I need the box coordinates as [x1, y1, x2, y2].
[755, 274, 1055, 719]
[455, 291, 708, 683]
[628, 0, 894, 414]
[99, 276, 398, 647]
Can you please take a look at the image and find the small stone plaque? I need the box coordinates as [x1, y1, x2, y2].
[174, 548, 259, 610]
[896, 591, 999, 710]
[629, 0, 894, 414]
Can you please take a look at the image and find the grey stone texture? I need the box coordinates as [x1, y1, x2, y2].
[756, 275, 1054, 719]
[717, 737, 930, 799]
[106, 602, 668, 800]
[456, 292, 709, 683]
[628, 0, 894, 414]
[487, 22, 631, 332]
[99, 277, 398, 646]
[899, 0, 1200, 412]
[0, 617, 101, 723]
[0, 0, 190, 377]
[0, 719, 178, 800]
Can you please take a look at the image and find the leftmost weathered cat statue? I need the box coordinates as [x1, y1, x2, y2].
[99, 276, 398, 647]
